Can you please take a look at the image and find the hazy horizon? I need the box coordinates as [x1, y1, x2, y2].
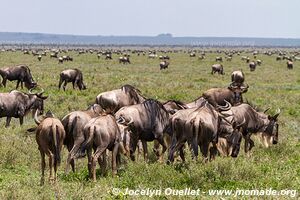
[1, 0, 299, 38]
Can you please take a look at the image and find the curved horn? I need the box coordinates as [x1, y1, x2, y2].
[273, 108, 281, 119]
[29, 88, 35, 94]
[237, 118, 246, 128]
[264, 107, 271, 113]
[34, 109, 41, 125]
[217, 100, 232, 111]
[127, 116, 134, 125]
[117, 116, 126, 124]
[37, 88, 45, 96]
[240, 83, 249, 90]
[229, 82, 238, 89]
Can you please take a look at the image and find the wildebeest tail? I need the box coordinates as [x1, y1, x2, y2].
[52, 124, 61, 166]
[80, 126, 95, 153]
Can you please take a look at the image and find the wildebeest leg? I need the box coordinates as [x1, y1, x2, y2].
[65, 137, 85, 173]
[136, 140, 143, 161]
[87, 146, 93, 179]
[191, 138, 199, 161]
[20, 81, 24, 89]
[39, 149, 46, 186]
[49, 152, 55, 183]
[112, 143, 119, 176]
[98, 151, 107, 176]
[209, 143, 218, 161]
[5, 117, 12, 128]
[63, 81, 67, 91]
[16, 80, 21, 89]
[141, 140, 148, 162]
[153, 140, 160, 157]
[91, 146, 107, 181]
[72, 81, 75, 89]
[2, 77, 7, 87]
[179, 145, 185, 162]
[200, 141, 209, 163]
[19, 117, 24, 126]
[156, 135, 167, 162]
[58, 77, 63, 90]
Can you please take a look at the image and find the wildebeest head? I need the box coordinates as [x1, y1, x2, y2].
[226, 119, 245, 157]
[29, 88, 48, 115]
[228, 82, 249, 105]
[265, 108, 280, 144]
[22, 66, 37, 89]
[75, 70, 86, 90]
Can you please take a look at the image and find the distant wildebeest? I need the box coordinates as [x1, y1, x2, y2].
[0, 89, 47, 127]
[62, 104, 103, 173]
[256, 59, 262, 66]
[159, 55, 170, 60]
[211, 64, 224, 75]
[198, 55, 205, 60]
[58, 69, 86, 91]
[202, 83, 249, 107]
[115, 99, 170, 162]
[276, 56, 282, 61]
[58, 57, 63, 64]
[190, 52, 196, 57]
[226, 56, 232, 61]
[148, 54, 157, 59]
[38, 55, 42, 61]
[96, 84, 146, 113]
[50, 52, 58, 58]
[119, 56, 131, 64]
[105, 54, 112, 60]
[215, 56, 223, 62]
[80, 114, 122, 181]
[249, 61, 256, 71]
[231, 70, 245, 86]
[287, 61, 293, 69]
[0, 65, 37, 89]
[33, 110, 65, 185]
[160, 61, 169, 70]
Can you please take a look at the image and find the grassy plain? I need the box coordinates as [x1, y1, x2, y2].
[0, 48, 299, 199]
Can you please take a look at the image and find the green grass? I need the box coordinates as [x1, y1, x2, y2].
[0, 49, 299, 199]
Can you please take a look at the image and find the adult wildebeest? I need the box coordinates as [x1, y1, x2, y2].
[211, 64, 224, 75]
[162, 100, 188, 115]
[58, 57, 63, 64]
[215, 56, 223, 62]
[202, 83, 249, 107]
[276, 56, 282, 61]
[190, 52, 196, 57]
[58, 69, 86, 91]
[80, 114, 122, 181]
[0, 89, 47, 127]
[62, 104, 103, 173]
[231, 70, 245, 86]
[115, 99, 170, 162]
[33, 110, 65, 185]
[119, 56, 130, 64]
[96, 84, 146, 114]
[38, 55, 42, 61]
[160, 61, 169, 70]
[287, 61, 293, 69]
[256, 59, 262, 66]
[0, 65, 37, 89]
[105, 54, 112, 60]
[229, 103, 280, 154]
[249, 61, 256, 71]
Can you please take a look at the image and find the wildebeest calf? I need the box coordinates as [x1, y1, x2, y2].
[58, 68, 86, 91]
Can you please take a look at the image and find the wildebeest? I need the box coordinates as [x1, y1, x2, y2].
[119, 56, 131, 64]
[0, 89, 47, 127]
[162, 100, 188, 114]
[115, 99, 170, 162]
[96, 84, 146, 114]
[160, 61, 169, 70]
[249, 61, 256, 71]
[80, 114, 122, 181]
[0, 65, 37, 89]
[38, 55, 42, 61]
[256, 59, 262, 66]
[202, 83, 249, 107]
[276, 56, 282, 61]
[211, 64, 224, 75]
[215, 56, 223, 62]
[159, 55, 170, 60]
[62, 104, 103, 173]
[229, 103, 280, 154]
[58, 69, 86, 91]
[190, 52, 196, 57]
[58, 57, 64, 64]
[287, 61, 293, 69]
[33, 110, 65, 185]
[231, 70, 245, 86]
[105, 54, 112, 60]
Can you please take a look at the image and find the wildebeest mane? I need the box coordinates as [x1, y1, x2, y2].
[121, 84, 143, 103]
[142, 99, 168, 127]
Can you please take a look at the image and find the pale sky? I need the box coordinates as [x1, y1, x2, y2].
[0, 0, 299, 38]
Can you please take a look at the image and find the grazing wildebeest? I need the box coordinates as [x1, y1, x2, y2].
[119, 56, 130, 64]
[287, 61, 293, 69]
[0, 89, 48, 127]
[229, 103, 280, 154]
[211, 64, 224, 75]
[276, 56, 282, 61]
[58, 69, 86, 91]
[105, 54, 112, 60]
[33, 110, 65, 185]
[226, 56, 232, 61]
[256, 59, 262, 66]
[215, 56, 223, 62]
[62, 104, 103, 173]
[202, 83, 249, 107]
[80, 114, 122, 181]
[96, 84, 146, 114]
[115, 99, 170, 162]
[190, 53, 196, 57]
[0, 65, 37, 89]
[160, 61, 169, 70]
[231, 70, 245, 86]
[249, 61, 256, 71]
[38, 55, 42, 61]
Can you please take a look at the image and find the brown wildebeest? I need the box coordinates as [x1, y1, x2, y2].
[58, 68, 86, 91]
[256, 59, 262, 66]
[0, 89, 48, 127]
[38, 55, 42, 61]
[202, 83, 249, 107]
[34, 110, 65, 185]
[160, 61, 169, 70]
[58, 57, 63, 64]
[231, 70, 245, 86]
[105, 54, 112, 60]
[249, 61, 256, 71]
[119, 56, 131, 64]
[287, 61, 293, 69]
[215, 56, 223, 62]
[80, 114, 121, 181]
[62, 104, 103, 173]
[211, 64, 224, 75]
[0, 65, 37, 89]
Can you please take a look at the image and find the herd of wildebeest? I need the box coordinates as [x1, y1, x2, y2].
[1, 47, 298, 185]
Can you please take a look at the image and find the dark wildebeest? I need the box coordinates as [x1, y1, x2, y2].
[215, 56, 223, 62]
[287, 61, 293, 69]
[249, 61, 256, 71]
[62, 104, 103, 173]
[190, 53, 196, 57]
[58, 69, 86, 91]
[33, 110, 65, 185]
[0, 65, 37, 89]
[229, 103, 280, 154]
[58, 57, 64, 64]
[119, 56, 131, 64]
[80, 114, 122, 181]
[276, 56, 282, 61]
[160, 61, 169, 70]
[231, 70, 245, 86]
[211, 64, 224, 75]
[202, 83, 249, 107]
[0, 89, 47, 127]
[257, 59, 262, 66]
[38, 55, 42, 61]
[115, 99, 170, 162]
[105, 54, 112, 60]
[96, 85, 146, 114]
